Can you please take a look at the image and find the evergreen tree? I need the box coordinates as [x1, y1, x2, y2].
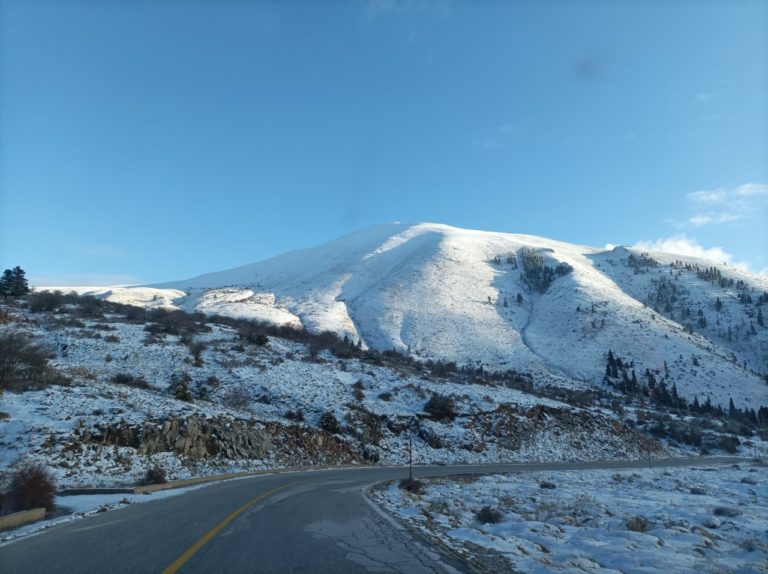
[0, 266, 30, 297]
[758, 307, 765, 327]
[11, 267, 29, 295]
[0, 269, 13, 296]
[691, 395, 701, 413]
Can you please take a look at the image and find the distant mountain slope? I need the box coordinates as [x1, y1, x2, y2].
[88, 223, 766, 408]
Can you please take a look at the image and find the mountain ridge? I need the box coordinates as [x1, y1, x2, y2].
[51, 223, 768, 408]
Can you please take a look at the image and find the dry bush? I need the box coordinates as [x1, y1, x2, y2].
[399, 478, 424, 494]
[0, 332, 63, 391]
[222, 386, 252, 410]
[111, 373, 151, 390]
[626, 515, 649, 532]
[144, 465, 167, 485]
[476, 505, 503, 524]
[7, 462, 56, 512]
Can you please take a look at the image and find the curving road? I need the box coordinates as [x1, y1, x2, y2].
[0, 457, 743, 574]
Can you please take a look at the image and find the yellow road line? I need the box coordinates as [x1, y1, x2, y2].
[161, 480, 308, 574]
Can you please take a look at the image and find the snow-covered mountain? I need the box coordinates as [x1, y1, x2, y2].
[75, 223, 768, 408]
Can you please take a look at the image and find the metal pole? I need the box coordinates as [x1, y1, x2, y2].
[408, 430, 413, 481]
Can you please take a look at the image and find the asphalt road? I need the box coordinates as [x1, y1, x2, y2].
[0, 457, 744, 574]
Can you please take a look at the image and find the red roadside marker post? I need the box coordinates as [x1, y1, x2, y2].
[408, 430, 413, 481]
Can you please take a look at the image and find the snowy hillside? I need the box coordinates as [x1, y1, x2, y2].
[1, 298, 673, 489]
[63, 223, 767, 409]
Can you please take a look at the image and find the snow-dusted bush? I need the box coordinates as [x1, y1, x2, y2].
[222, 386, 252, 410]
[110, 372, 151, 390]
[168, 372, 193, 402]
[424, 393, 457, 421]
[319, 410, 341, 434]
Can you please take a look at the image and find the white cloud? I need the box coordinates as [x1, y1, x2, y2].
[633, 234, 749, 270]
[687, 212, 740, 227]
[687, 214, 711, 226]
[681, 182, 768, 228]
[696, 92, 714, 102]
[687, 189, 727, 205]
[734, 182, 768, 197]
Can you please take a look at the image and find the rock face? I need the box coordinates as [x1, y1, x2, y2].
[79, 415, 363, 466]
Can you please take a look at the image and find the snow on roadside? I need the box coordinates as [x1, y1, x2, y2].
[371, 463, 767, 573]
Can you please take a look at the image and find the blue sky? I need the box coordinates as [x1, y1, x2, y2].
[1, 0, 766, 284]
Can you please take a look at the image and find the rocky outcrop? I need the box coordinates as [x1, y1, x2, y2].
[77, 415, 363, 465]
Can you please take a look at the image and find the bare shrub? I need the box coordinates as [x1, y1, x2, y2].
[7, 462, 56, 512]
[0, 332, 60, 391]
[285, 409, 305, 422]
[222, 386, 252, 410]
[319, 410, 341, 434]
[713, 506, 741, 517]
[27, 291, 66, 313]
[110, 373, 151, 390]
[626, 515, 649, 532]
[718, 435, 740, 454]
[424, 393, 457, 421]
[399, 478, 424, 494]
[476, 505, 503, 524]
[144, 465, 167, 485]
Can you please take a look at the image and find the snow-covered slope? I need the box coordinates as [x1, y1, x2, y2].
[68, 223, 768, 408]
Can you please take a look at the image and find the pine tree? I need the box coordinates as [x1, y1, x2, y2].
[11, 267, 29, 295]
[692, 395, 701, 413]
[0, 266, 29, 297]
[0, 269, 13, 296]
[758, 307, 765, 327]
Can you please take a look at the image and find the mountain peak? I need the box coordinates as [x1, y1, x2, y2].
[82, 224, 768, 409]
